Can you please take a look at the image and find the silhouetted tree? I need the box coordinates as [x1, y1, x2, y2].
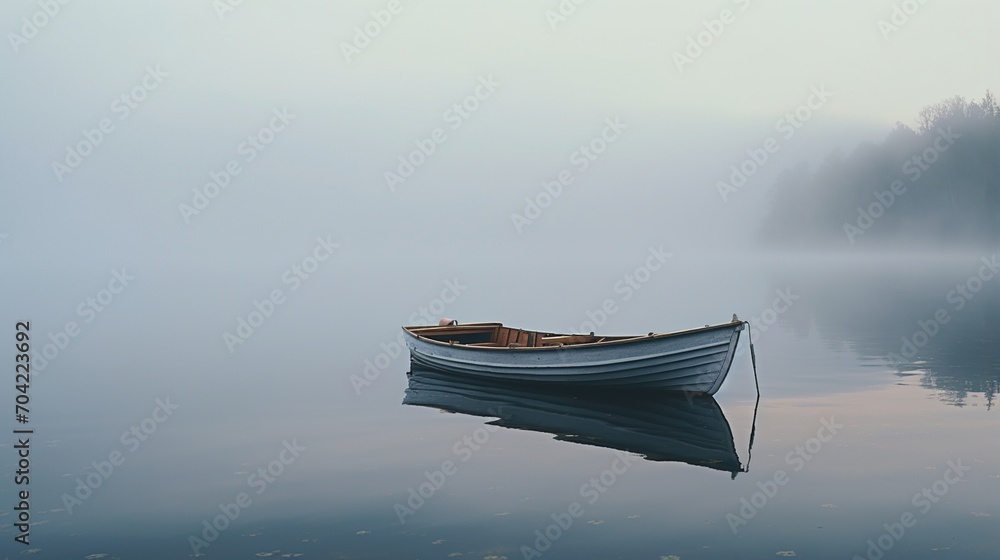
[760, 92, 1000, 248]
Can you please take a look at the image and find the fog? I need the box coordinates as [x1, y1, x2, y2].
[3, 3, 1000, 557]
[3, 1, 997, 409]
[3, 0, 997, 272]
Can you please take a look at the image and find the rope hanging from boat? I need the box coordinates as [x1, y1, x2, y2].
[744, 321, 760, 475]
[748, 322, 759, 393]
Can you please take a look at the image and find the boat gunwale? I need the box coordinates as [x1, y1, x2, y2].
[402, 320, 745, 351]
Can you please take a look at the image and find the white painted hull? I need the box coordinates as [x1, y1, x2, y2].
[403, 321, 745, 395]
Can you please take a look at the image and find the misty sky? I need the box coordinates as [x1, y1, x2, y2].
[2, 0, 998, 267]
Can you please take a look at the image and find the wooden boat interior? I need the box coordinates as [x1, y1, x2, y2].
[406, 323, 638, 348]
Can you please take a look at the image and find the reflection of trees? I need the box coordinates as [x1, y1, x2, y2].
[769, 261, 1000, 407]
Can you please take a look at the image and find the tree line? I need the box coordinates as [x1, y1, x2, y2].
[759, 92, 999, 248]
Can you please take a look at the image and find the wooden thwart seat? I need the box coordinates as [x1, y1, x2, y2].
[539, 335, 599, 346]
[495, 327, 533, 346]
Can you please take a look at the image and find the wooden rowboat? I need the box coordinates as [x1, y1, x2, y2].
[402, 316, 748, 395]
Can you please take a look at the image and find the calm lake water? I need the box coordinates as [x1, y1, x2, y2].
[2, 252, 998, 559]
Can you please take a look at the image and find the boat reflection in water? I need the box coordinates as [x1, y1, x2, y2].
[404, 364, 754, 477]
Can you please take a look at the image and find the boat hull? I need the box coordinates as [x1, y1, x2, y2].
[403, 321, 744, 395]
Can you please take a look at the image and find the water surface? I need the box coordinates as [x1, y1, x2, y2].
[1, 254, 998, 559]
